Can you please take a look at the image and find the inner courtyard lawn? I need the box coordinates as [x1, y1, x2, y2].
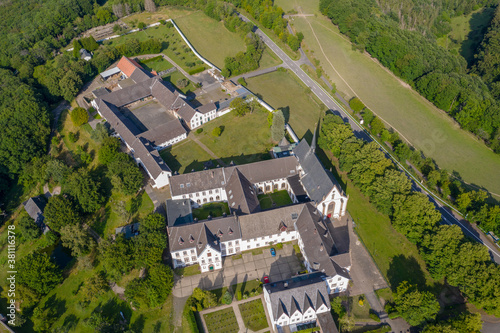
[192, 202, 230, 220]
[159, 138, 214, 174]
[258, 190, 293, 210]
[239, 299, 269, 331]
[194, 109, 274, 166]
[203, 307, 239, 333]
[246, 70, 323, 143]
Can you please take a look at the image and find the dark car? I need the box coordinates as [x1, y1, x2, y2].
[270, 248, 276, 257]
[263, 276, 270, 284]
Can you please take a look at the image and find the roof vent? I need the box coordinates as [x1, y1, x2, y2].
[320, 244, 324, 252]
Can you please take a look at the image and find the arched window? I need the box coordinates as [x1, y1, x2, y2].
[197, 199, 201, 204]
[281, 183, 286, 189]
[209, 197, 213, 202]
[216, 195, 220, 200]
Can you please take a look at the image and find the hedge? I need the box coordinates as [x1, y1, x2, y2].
[142, 55, 163, 63]
[183, 306, 199, 333]
[188, 66, 206, 75]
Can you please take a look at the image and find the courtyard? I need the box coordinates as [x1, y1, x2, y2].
[121, 99, 177, 133]
[171, 242, 303, 297]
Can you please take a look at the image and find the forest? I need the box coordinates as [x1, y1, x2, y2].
[319, 0, 500, 153]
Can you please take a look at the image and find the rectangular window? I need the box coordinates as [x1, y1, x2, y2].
[191, 249, 195, 254]
[183, 251, 187, 255]
[175, 253, 180, 258]
[207, 252, 212, 257]
[191, 256, 196, 261]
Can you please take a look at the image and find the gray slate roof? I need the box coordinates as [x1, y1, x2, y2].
[238, 204, 303, 241]
[23, 196, 46, 224]
[264, 272, 330, 321]
[115, 222, 140, 239]
[196, 102, 216, 114]
[151, 79, 180, 109]
[130, 67, 154, 83]
[169, 156, 299, 197]
[287, 174, 309, 203]
[140, 119, 187, 148]
[317, 312, 340, 333]
[168, 215, 241, 254]
[130, 137, 171, 178]
[166, 199, 193, 227]
[176, 103, 197, 122]
[101, 77, 156, 107]
[295, 204, 349, 278]
[293, 139, 341, 203]
[225, 169, 260, 215]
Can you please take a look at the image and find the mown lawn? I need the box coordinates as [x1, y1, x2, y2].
[246, 70, 323, 143]
[203, 307, 239, 333]
[159, 138, 214, 173]
[192, 202, 230, 220]
[162, 69, 198, 95]
[239, 299, 269, 331]
[280, 0, 500, 195]
[231, 280, 263, 297]
[175, 264, 201, 277]
[194, 109, 274, 165]
[139, 56, 174, 72]
[258, 190, 293, 209]
[121, 6, 194, 26]
[175, 11, 247, 69]
[348, 295, 373, 322]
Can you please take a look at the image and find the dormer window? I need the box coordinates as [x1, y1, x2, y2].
[189, 235, 195, 243]
[180, 184, 185, 188]
[228, 228, 233, 235]
[217, 229, 223, 237]
[178, 237, 184, 245]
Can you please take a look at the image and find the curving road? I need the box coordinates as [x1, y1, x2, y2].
[238, 13, 500, 264]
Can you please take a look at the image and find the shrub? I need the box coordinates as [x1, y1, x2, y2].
[196, 128, 203, 134]
[212, 126, 222, 137]
[188, 66, 206, 75]
[222, 290, 232, 304]
[237, 77, 247, 86]
[71, 107, 89, 127]
[166, 21, 174, 28]
[138, 22, 146, 29]
[369, 310, 381, 322]
[276, 243, 283, 249]
[237, 291, 242, 301]
[68, 131, 78, 143]
[176, 78, 189, 88]
[349, 97, 365, 113]
[185, 61, 195, 67]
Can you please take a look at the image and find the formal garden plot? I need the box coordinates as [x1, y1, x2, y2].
[239, 299, 269, 331]
[203, 307, 239, 333]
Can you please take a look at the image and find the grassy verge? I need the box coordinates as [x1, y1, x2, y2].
[203, 307, 239, 333]
[175, 264, 201, 277]
[245, 69, 323, 143]
[232, 280, 263, 298]
[238, 299, 269, 331]
[193, 109, 273, 166]
[139, 56, 174, 72]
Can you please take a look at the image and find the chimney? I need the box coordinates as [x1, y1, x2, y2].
[284, 282, 288, 288]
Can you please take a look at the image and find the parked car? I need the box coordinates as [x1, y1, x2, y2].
[270, 248, 276, 257]
[263, 276, 270, 284]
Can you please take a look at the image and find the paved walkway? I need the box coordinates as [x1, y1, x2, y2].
[172, 243, 302, 297]
[200, 294, 273, 333]
[231, 65, 282, 81]
[188, 135, 227, 167]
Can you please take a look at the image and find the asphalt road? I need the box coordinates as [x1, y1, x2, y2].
[239, 13, 500, 264]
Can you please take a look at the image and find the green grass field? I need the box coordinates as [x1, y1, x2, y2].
[194, 109, 274, 165]
[238, 299, 269, 331]
[175, 11, 247, 69]
[159, 138, 214, 173]
[276, 0, 500, 196]
[246, 70, 323, 142]
[349, 295, 374, 322]
[203, 308, 239, 333]
[174, 264, 201, 277]
[437, 7, 495, 64]
[162, 69, 197, 95]
[139, 56, 174, 72]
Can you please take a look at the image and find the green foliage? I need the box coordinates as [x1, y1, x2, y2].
[45, 159, 71, 184]
[369, 310, 381, 322]
[44, 195, 81, 232]
[267, 111, 274, 127]
[99, 235, 134, 281]
[80, 270, 109, 302]
[349, 97, 365, 112]
[188, 287, 217, 311]
[18, 216, 41, 241]
[17, 253, 62, 295]
[188, 66, 206, 75]
[60, 224, 95, 257]
[393, 281, 440, 326]
[125, 263, 174, 309]
[108, 153, 143, 195]
[66, 168, 104, 213]
[222, 290, 233, 304]
[84, 309, 113, 332]
[71, 107, 89, 127]
[423, 312, 482, 333]
[196, 128, 203, 134]
[370, 117, 385, 135]
[222, 31, 264, 77]
[318, 114, 354, 156]
[176, 78, 189, 88]
[138, 22, 146, 29]
[230, 97, 251, 116]
[68, 131, 78, 143]
[271, 110, 285, 142]
[238, 77, 248, 86]
[0, 69, 50, 176]
[212, 126, 223, 137]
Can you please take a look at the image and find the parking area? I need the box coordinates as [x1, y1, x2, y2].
[122, 100, 177, 132]
[172, 242, 304, 297]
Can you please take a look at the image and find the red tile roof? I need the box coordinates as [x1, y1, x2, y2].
[117, 56, 144, 78]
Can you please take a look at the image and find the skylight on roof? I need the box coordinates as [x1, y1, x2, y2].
[180, 184, 184, 188]
[186, 183, 191, 187]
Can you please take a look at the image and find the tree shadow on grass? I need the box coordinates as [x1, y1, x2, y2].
[61, 314, 79, 331]
[130, 314, 146, 332]
[387, 255, 427, 291]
